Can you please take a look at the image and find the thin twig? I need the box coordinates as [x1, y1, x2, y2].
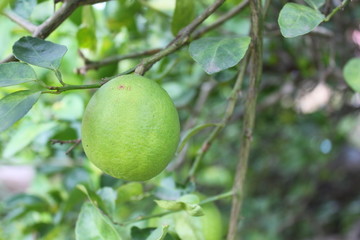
[227, 0, 263, 239]
[324, 0, 350, 22]
[76, 48, 162, 74]
[50, 139, 82, 155]
[186, 54, 250, 183]
[192, 0, 249, 39]
[2, 11, 37, 33]
[0, 0, 111, 64]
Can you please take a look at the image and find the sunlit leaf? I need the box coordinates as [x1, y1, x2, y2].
[343, 58, 360, 93]
[155, 194, 203, 216]
[304, 0, 325, 9]
[0, 90, 41, 132]
[13, 36, 67, 70]
[0, 62, 37, 87]
[189, 37, 251, 74]
[75, 203, 122, 240]
[278, 3, 324, 38]
[146, 225, 169, 240]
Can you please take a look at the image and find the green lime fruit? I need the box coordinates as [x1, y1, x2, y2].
[81, 74, 180, 181]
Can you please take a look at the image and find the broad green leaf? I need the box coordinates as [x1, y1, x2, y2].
[0, 90, 41, 132]
[155, 200, 184, 211]
[11, 0, 37, 19]
[76, 185, 107, 213]
[189, 37, 251, 74]
[131, 226, 171, 240]
[155, 194, 204, 216]
[171, 0, 195, 35]
[146, 225, 169, 240]
[343, 58, 360, 93]
[278, 3, 324, 38]
[304, 0, 325, 9]
[3, 122, 56, 158]
[97, 187, 117, 217]
[13, 36, 68, 70]
[75, 203, 122, 240]
[116, 182, 143, 204]
[0, 62, 37, 87]
[76, 26, 97, 50]
[177, 123, 221, 153]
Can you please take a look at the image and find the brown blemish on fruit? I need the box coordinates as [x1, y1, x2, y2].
[118, 85, 132, 91]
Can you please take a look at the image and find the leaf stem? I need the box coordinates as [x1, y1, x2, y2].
[324, 0, 350, 22]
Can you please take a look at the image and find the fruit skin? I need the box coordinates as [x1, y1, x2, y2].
[81, 74, 180, 181]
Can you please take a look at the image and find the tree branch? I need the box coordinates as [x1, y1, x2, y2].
[76, 48, 162, 74]
[0, 0, 111, 64]
[2, 11, 37, 33]
[133, 0, 227, 75]
[227, 0, 263, 239]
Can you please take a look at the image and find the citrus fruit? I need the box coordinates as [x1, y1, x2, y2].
[81, 74, 180, 181]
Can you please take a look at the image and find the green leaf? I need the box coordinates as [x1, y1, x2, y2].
[0, 90, 41, 132]
[76, 26, 97, 50]
[75, 203, 122, 240]
[304, 0, 325, 9]
[171, 0, 195, 35]
[13, 36, 68, 70]
[343, 58, 360, 93]
[155, 194, 204, 216]
[76, 185, 107, 213]
[97, 187, 117, 217]
[278, 3, 324, 38]
[0, 0, 14, 12]
[177, 123, 221, 153]
[146, 225, 169, 240]
[116, 182, 143, 204]
[3, 122, 56, 158]
[0, 62, 37, 87]
[11, 0, 37, 19]
[155, 200, 184, 211]
[189, 37, 251, 74]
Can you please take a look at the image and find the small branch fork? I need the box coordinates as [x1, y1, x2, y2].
[0, 0, 110, 64]
[50, 139, 82, 155]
